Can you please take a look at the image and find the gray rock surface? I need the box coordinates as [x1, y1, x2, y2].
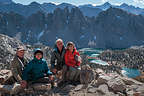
[0, 34, 144, 96]
[0, 34, 52, 70]
[99, 48, 144, 71]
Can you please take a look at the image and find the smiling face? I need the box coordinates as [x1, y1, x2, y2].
[35, 53, 43, 60]
[56, 41, 63, 51]
[67, 44, 74, 52]
[17, 50, 25, 58]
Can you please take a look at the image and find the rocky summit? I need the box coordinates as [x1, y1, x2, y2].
[0, 34, 52, 70]
[0, 34, 144, 96]
[0, 34, 24, 69]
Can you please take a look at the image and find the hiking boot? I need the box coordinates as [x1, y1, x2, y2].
[57, 81, 66, 87]
[71, 81, 81, 86]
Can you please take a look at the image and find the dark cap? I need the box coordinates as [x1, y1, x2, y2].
[34, 48, 43, 56]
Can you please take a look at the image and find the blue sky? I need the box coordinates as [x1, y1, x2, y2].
[13, 0, 144, 8]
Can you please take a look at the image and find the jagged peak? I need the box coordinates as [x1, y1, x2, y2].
[29, 1, 41, 6]
[103, 2, 111, 6]
[120, 3, 129, 7]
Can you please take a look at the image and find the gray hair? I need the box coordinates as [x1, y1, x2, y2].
[56, 39, 63, 44]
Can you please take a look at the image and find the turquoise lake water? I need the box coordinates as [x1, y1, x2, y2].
[79, 48, 141, 78]
[79, 48, 109, 65]
[121, 67, 141, 78]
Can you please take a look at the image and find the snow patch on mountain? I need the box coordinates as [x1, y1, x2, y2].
[37, 31, 44, 41]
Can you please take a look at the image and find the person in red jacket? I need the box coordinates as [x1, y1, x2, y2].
[64, 41, 82, 82]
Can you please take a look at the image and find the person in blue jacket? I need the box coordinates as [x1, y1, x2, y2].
[20, 48, 53, 88]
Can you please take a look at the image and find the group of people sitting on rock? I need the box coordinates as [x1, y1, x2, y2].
[10, 39, 82, 89]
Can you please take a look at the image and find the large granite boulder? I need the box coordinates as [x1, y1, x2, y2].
[107, 77, 126, 92]
[80, 65, 95, 84]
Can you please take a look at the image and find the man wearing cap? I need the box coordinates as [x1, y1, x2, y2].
[10, 46, 28, 83]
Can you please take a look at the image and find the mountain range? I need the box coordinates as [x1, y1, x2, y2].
[0, 0, 144, 17]
[0, 0, 144, 48]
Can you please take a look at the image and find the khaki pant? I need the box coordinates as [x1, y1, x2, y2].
[68, 67, 81, 81]
[0, 70, 16, 85]
[61, 65, 67, 81]
[62, 65, 81, 82]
